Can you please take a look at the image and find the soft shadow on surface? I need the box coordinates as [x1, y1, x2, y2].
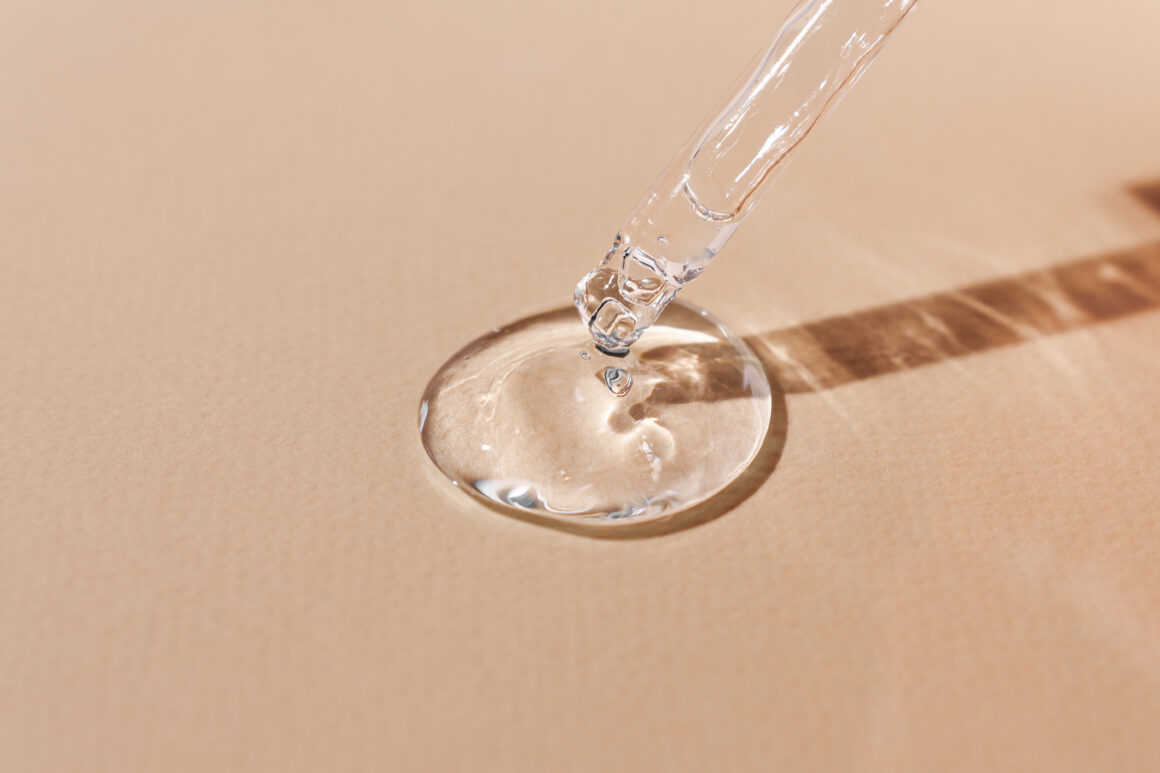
[747, 240, 1160, 395]
[1132, 179, 1160, 214]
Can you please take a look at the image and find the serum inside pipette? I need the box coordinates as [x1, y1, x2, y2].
[576, 0, 918, 351]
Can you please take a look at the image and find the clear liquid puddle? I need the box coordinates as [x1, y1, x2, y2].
[419, 300, 772, 527]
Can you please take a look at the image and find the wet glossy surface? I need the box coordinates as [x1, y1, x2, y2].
[419, 301, 772, 527]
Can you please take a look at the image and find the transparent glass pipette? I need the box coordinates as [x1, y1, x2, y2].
[576, 0, 919, 354]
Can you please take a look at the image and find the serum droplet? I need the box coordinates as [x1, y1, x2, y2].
[418, 301, 773, 528]
[602, 367, 633, 397]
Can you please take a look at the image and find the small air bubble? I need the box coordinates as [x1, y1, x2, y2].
[579, 351, 590, 359]
[602, 367, 633, 397]
[657, 235, 669, 245]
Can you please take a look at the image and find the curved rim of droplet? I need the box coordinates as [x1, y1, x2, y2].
[417, 298, 773, 530]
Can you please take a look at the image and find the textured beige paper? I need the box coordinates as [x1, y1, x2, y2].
[3, 0, 1160, 770]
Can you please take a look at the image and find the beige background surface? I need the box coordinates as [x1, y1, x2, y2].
[4, 0, 1160, 770]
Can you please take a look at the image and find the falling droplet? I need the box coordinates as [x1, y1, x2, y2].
[602, 367, 633, 397]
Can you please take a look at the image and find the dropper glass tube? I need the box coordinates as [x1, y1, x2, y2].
[576, 0, 919, 353]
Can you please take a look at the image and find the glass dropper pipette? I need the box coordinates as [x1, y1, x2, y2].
[576, 0, 919, 354]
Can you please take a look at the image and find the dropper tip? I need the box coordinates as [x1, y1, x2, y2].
[574, 238, 681, 353]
